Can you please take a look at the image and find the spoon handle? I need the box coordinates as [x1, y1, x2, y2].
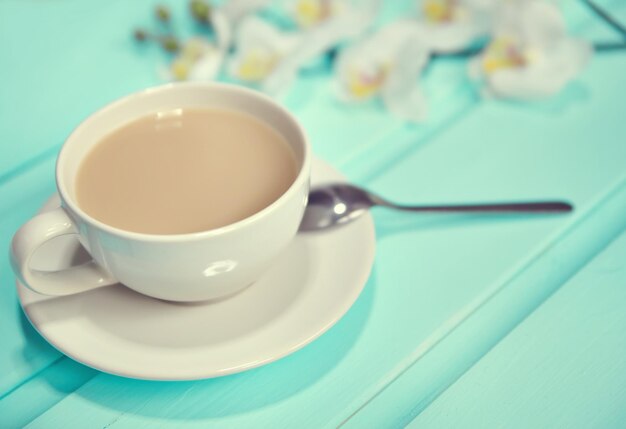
[383, 201, 573, 213]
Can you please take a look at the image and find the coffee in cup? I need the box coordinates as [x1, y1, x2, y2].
[77, 107, 298, 235]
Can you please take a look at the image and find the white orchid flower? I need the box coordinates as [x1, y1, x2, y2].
[261, 0, 378, 95]
[212, 0, 273, 50]
[414, 0, 497, 53]
[168, 38, 223, 81]
[469, 0, 592, 99]
[166, 0, 272, 82]
[290, 0, 348, 29]
[288, 0, 379, 32]
[228, 16, 302, 83]
[335, 20, 430, 122]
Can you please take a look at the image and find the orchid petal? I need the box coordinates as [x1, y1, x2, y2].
[416, 0, 496, 52]
[228, 16, 301, 84]
[413, 21, 485, 53]
[382, 39, 430, 122]
[220, 0, 273, 23]
[189, 50, 225, 81]
[236, 16, 301, 53]
[211, 10, 232, 50]
[493, 0, 565, 47]
[485, 39, 592, 99]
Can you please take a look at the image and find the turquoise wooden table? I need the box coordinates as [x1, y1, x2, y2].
[2, 1, 626, 428]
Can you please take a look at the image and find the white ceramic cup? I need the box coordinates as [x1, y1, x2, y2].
[11, 82, 311, 302]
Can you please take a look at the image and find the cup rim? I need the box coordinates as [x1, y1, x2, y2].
[56, 81, 311, 242]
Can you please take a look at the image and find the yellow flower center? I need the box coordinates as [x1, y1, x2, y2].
[482, 38, 527, 73]
[347, 64, 390, 99]
[171, 58, 192, 80]
[170, 39, 213, 80]
[237, 49, 279, 82]
[423, 0, 457, 23]
[295, 0, 334, 28]
[181, 39, 208, 62]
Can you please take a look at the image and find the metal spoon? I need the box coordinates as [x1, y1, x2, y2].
[299, 183, 573, 232]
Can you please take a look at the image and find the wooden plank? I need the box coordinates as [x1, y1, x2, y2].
[343, 174, 626, 429]
[410, 229, 626, 429]
[21, 49, 626, 428]
[0, 158, 60, 398]
[341, 46, 626, 428]
[2, 1, 624, 427]
[0, 358, 96, 429]
[0, 0, 159, 178]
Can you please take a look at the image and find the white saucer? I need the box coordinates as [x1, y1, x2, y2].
[17, 158, 375, 380]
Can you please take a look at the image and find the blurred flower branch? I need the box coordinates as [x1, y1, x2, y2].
[132, 0, 626, 122]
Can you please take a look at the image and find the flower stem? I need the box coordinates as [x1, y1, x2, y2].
[430, 41, 626, 60]
[431, 47, 482, 59]
[594, 41, 626, 51]
[581, 0, 626, 39]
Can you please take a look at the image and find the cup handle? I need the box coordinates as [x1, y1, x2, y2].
[10, 207, 117, 296]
